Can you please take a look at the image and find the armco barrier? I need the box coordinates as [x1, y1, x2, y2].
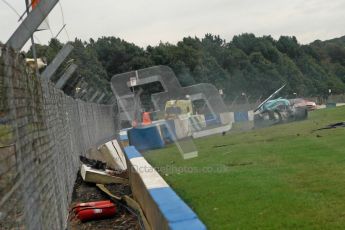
[124, 146, 206, 230]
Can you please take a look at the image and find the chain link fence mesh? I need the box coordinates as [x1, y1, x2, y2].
[0, 45, 117, 230]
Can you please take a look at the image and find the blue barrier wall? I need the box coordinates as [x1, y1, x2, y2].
[127, 126, 164, 151]
[204, 114, 221, 126]
[234, 111, 249, 122]
[124, 146, 206, 230]
[159, 120, 176, 143]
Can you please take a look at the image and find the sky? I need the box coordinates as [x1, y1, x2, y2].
[1, 0, 345, 50]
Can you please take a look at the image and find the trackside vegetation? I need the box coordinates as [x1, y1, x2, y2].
[27, 34, 345, 102]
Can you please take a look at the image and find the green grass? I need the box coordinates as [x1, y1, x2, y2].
[0, 124, 13, 147]
[145, 107, 345, 229]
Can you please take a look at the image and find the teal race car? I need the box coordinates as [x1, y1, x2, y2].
[254, 86, 308, 128]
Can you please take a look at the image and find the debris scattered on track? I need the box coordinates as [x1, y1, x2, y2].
[80, 156, 107, 170]
[68, 174, 140, 230]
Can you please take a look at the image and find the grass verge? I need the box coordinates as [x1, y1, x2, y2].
[145, 107, 345, 229]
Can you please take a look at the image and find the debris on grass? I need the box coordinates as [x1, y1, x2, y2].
[213, 143, 235, 148]
[313, 122, 345, 132]
[224, 161, 253, 167]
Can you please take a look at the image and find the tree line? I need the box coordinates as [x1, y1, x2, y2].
[27, 33, 345, 102]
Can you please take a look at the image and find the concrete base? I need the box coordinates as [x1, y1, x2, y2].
[192, 124, 232, 139]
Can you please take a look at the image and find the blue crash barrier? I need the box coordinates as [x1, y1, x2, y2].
[159, 120, 176, 143]
[124, 146, 206, 230]
[234, 111, 249, 122]
[204, 114, 221, 126]
[127, 125, 164, 151]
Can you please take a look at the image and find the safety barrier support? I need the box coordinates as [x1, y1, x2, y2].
[124, 146, 206, 230]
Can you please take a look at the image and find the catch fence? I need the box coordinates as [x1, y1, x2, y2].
[0, 45, 117, 230]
